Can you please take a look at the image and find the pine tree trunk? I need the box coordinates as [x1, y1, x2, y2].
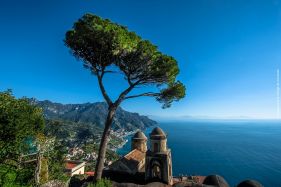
[94, 104, 117, 181]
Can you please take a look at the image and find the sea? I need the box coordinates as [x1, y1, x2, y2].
[117, 120, 281, 187]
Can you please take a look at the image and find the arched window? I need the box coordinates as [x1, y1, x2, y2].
[152, 164, 161, 179]
[154, 143, 158, 152]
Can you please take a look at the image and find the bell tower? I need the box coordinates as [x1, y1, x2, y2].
[131, 131, 147, 152]
[145, 127, 173, 185]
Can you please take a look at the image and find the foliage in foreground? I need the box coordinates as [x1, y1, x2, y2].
[0, 90, 45, 186]
[88, 178, 112, 187]
[0, 90, 68, 186]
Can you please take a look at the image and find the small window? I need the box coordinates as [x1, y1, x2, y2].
[154, 143, 158, 152]
[152, 165, 161, 179]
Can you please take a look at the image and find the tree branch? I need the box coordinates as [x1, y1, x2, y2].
[104, 70, 118, 74]
[114, 80, 142, 106]
[124, 92, 160, 100]
[97, 71, 112, 105]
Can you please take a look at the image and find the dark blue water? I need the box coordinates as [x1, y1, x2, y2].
[117, 120, 281, 187]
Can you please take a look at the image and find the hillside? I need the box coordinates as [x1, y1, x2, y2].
[30, 99, 157, 131]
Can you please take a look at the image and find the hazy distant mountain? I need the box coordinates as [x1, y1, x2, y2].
[30, 99, 157, 131]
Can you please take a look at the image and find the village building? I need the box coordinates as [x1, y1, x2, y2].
[145, 127, 173, 185]
[65, 160, 86, 176]
[108, 131, 147, 174]
[108, 127, 173, 185]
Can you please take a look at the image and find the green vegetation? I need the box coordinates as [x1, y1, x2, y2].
[88, 179, 112, 187]
[0, 90, 44, 161]
[33, 99, 157, 131]
[65, 13, 186, 180]
[0, 90, 44, 186]
[44, 119, 101, 147]
[0, 164, 35, 187]
[0, 90, 69, 186]
[46, 141, 69, 182]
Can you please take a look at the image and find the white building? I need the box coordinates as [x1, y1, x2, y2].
[65, 160, 86, 176]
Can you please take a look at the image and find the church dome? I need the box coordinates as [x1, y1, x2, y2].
[237, 180, 263, 187]
[150, 127, 166, 137]
[132, 131, 147, 139]
[203, 175, 230, 187]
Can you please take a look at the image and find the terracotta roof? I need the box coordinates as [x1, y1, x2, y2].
[65, 162, 77, 169]
[85, 171, 95, 176]
[124, 149, 145, 162]
[65, 160, 85, 170]
[109, 149, 145, 174]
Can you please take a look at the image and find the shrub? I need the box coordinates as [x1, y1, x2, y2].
[88, 178, 112, 187]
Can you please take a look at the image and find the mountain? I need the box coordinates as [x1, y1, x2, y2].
[30, 99, 157, 131]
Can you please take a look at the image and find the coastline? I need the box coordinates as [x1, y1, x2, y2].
[115, 125, 156, 155]
[110, 129, 139, 152]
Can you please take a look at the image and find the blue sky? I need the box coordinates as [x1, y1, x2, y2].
[0, 0, 280, 119]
